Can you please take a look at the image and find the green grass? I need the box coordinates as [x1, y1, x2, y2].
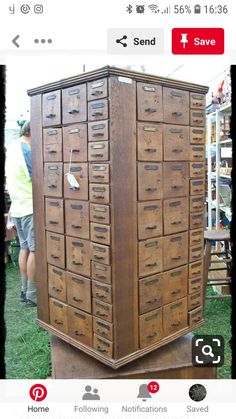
[5, 265, 232, 379]
[4, 264, 50, 379]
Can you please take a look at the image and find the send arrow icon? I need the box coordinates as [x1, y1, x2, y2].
[12, 35, 20, 48]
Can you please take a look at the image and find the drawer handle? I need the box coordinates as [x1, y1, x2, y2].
[48, 184, 57, 189]
[72, 241, 84, 247]
[147, 332, 157, 339]
[170, 128, 183, 134]
[145, 262, 158, 267]
[46, 113, 56, 119]
[95, 274, 106, 280]
[69, 128, 80, 134]
[144, 164, 159, 171]
[96, 321, 110, 330]
[95, 235, 106, 240]
[193, 270, 201, 275]
[51, 255, 59, 259]
[172, 112, 182, 117]
[172, 148, 183, 153]
[170, 236, 181, 242]
[171, 220, 181, 225]
[193, 154, 203, 158]
[73, 297, 83, 303]
[145, 187, 157, 192]
[171, 91, 183, 97]
[170, 270, 182, 277]
[192, 94, 203, 100]
[95, 292, 107, 298]
[193, 171, 202, 175]
[71, 224, 81, 229]
[169, 201, 181, 207]
[171, 289, 181, 295]
[52, 268, 62, 276]
[145, 225, 157, 230]
[49, 221, 58, 225]
[75, 331, 85, 336]
[71, 276, 84, 284]
[171, 321, 180, 326]
[144, 240, 159, 248]
[71, 149, 80, 153]
[52, 287, 61, 292]
[68, 109, 79, 114]
[48, 150, 57, 154]
[72, 261, 83, 266]
[46, 129, 58, 136]
[193, 205, 202, 210]
[55, 319, 63, 325]
[192, 137, 203, 141]
[93, 215, 105, 220]
[97, 346, 108, 354]
[193, 222, 201, 226]
[144, 278, 159, 286]
[192, 239, 201, 243]
[147, 298, 158, 304]
[91, 153, 104, 158]
[93, 132, 104, 137]
[171, 185, 182, 189]
[92, 112, 103, 117]
[145, 107, 157, 113]
[192, 255, 201, 259]
[144, 148, 157, 153]
[46, 94, 56, 100]
[192, 286, 201, 290]
[93, 195, 104, 200]
[193, 119, 203, 123]
[95, 227, 107, 232]
[193, 189, 203, 193]
[93, 175, 105, 179]
[171, 256, 181, 260]
[144, 205, 160, 211]
[94, 256, 104, 260]
[192, 317, 201, 323]
[91, 90, 103, 96]
[95, 311, 107, 317]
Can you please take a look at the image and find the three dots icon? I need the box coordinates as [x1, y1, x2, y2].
[34, 38, 52, 44]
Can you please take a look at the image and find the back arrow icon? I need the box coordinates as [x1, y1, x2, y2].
[12, 35, 20, 48]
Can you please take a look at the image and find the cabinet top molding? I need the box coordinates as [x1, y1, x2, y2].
[27, 66, 209, 96]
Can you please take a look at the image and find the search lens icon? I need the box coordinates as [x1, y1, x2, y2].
[202, 345, 214, 358]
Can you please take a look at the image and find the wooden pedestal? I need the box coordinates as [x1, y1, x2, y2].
[51, 333, 216, 379]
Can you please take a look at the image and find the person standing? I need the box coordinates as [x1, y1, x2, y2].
[5, 121, 37, 307]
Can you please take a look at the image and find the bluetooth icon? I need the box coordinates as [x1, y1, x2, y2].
[126, 4, 133, 14]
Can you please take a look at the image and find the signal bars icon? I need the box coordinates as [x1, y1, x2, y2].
[161, 5, 171, 14]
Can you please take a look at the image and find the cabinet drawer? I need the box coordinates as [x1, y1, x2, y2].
[190, 162, 205, 178]
[190, 92, 205, 110]
[67, 272, 91, 313]
[163, 87, 189, 125]
[48, 265, 66, 302]
[137, 82, 163, 122]
[64, 163, 88, 200]
[190, 110, 205, 127]
[49, 298, 68, 334]
[189, 277, 203, 294]
[163, 162, 189, 198]
[190, 212, 204, 230]
[43, 128, 62, 162]
[138, 163, 162, 201]
[93, 317, 113, 341]
[89, 164, 109, 184]
[163, 125, 189, 161]
[188, 290, 203, 311]
[63, 124, 87, 162]
[190, 195, 205, 213]
[46, 232, 65, 269]
[163, 232, 188, 271]
[190, 127, 205, 144]
[139, 274, 163, 315]
[62, 84, 87, 124]
[88, 99, 108, 121]
[190, 145, 205, 161]
[189, 260, 204, 279]
[90, 242, 110, 265]
[189, 243, 204, 262]
[138, 201, 162, 240]
[45, 198, 64, 234]
[68, 306, 92, 347]
[92, 280, 112, 304]
[94, 334, 113, 358]
[42, 90, 61, 127]
[163, 266, 188, 305]
[88, 120, 109, 142]
[139, 238, 163, 278]
[91, 261, 111, 284]
[88, 142, 109, 162]
[65, 200, 89, 239]
[87, 78, 108, 101]
[66, 237, 90, 277]
[91, 223, 110, 245]
[137, 122, 162, 161]
[43, 163, 62, 197]
[163, 197, 189, 235]
[189, 229, 204, 247]
[190, 179, 205, 195]
[139, 307, 162, 349]
[163, 297, 188, 336]
[188, 306, 203, 327]
[89, 183, 110, 204]
[90, 204, 110, 225]
[93, 298, 112, 322]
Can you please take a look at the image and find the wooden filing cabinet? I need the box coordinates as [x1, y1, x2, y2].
[28, 66, 208, 369]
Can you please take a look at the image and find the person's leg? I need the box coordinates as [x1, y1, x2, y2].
[22, 214, 37, 306]
[12, 217, 29, 302]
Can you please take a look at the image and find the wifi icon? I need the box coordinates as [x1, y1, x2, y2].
[148, 4, 160, 13]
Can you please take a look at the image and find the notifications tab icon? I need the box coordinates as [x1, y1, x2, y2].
[172, 28, 224, 54]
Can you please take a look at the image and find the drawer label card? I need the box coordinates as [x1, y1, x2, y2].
[118, 76, 132, 84]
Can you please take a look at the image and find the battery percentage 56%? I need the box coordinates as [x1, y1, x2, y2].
[174, 5, 192, 14]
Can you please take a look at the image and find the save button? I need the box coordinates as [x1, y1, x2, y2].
[172, 28, 224, 55]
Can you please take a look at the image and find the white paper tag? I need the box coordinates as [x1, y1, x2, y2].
[118, 76, 133, 84]
[65, 173, 80, 189]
